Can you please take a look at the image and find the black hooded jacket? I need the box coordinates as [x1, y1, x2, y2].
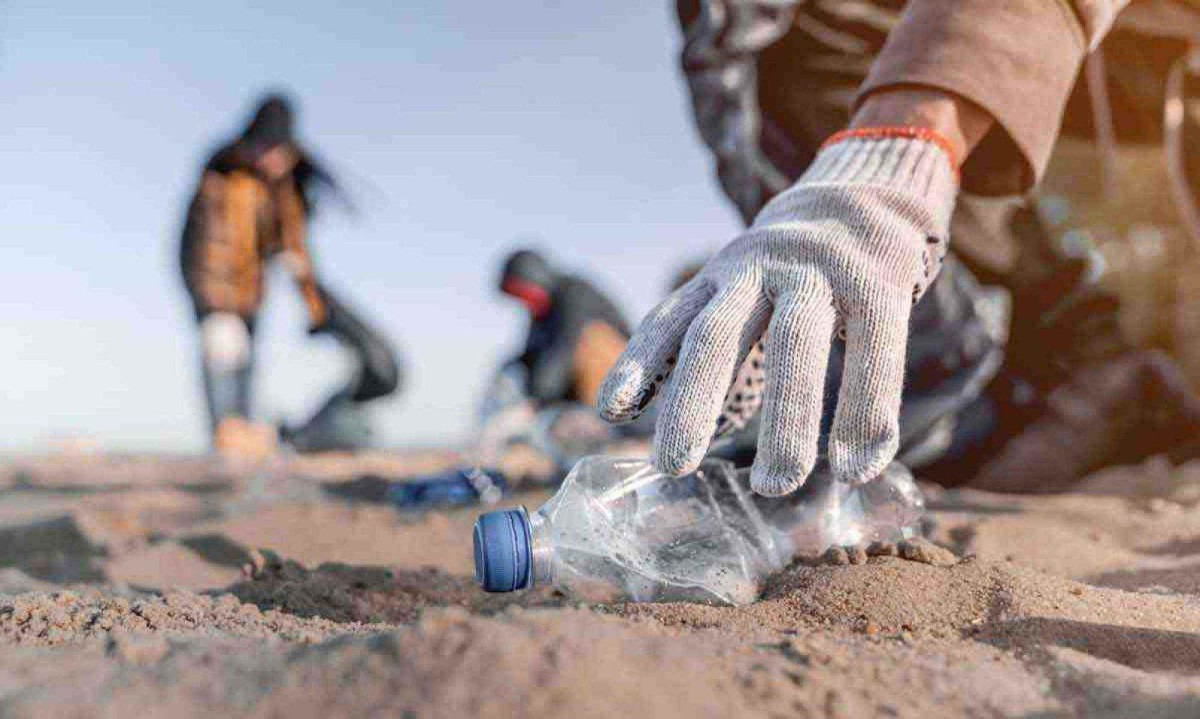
[501, 250, 631, 404]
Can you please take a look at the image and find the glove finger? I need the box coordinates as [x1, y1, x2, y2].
[750, 280, 836, 496]
[597, 278, 714, 423]
[829, 288, 912, 485]
[653, 280, 770, 475]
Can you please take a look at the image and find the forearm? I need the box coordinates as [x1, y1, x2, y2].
[276, 185, 328, 328]
[850, 88, 994, 169]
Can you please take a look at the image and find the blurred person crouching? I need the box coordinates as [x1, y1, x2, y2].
[497, 249, 631, 409]
[179, 93, 401, 458]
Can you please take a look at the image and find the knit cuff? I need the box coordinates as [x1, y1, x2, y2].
[805, 129, 958, 193]
[801, 131, 959, 228]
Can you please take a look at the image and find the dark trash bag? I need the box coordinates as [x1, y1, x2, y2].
[282, 284, 402, 452]
[317, 284, 401, 403]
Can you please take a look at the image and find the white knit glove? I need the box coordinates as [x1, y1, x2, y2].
[598, 131, 958, 495]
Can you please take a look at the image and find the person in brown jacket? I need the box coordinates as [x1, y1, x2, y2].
[180, 94, 400, 455]
[597, 0, 1200, 493]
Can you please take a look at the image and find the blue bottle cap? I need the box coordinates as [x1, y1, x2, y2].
[473, 508, 532, 593]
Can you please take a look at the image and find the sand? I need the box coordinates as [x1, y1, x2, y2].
[1, 450, 1200, 717]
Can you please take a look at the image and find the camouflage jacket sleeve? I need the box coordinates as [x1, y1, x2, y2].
[680, 0, 1131, 213]
[678, 0, 801, 223]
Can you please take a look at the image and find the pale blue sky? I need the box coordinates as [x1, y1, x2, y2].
[0, 1, 742, 451]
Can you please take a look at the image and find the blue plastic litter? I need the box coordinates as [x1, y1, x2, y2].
[386, 468, 508, 510]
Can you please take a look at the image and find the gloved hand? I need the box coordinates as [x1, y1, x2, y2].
[598, 130, 959, 495]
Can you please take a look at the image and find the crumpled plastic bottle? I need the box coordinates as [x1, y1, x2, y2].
[473, 456, 924, 605]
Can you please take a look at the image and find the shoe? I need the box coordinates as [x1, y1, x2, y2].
[213, 416, 279, 462]
[969, 350, 1200, 493]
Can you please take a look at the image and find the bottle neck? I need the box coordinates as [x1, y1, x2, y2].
[528, 511, 556, 587]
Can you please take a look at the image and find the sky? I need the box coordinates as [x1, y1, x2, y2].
[0, 1, 743, 452]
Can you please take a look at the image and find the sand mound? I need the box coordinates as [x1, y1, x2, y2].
[0, 604, 1063, 719]
[228, 550, 563, 624]
[0, 587, 383, 648]
[4, 549, 1200, 717]
[619, 550, 1200, 681]
[3, 451, 1200, 717]
[762, 555, 1200, 673]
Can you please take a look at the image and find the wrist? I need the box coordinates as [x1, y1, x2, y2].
[851, 88, 994, 164]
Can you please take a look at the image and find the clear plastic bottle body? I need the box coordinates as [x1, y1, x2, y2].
[527, 458, 782, 604]
[520, 456, 924, 605]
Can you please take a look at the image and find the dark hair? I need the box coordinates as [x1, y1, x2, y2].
[208, 92, 352, 215]
[242, 93, 295, 151]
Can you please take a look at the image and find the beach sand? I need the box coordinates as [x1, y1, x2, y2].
[2, 450, 1200, 717]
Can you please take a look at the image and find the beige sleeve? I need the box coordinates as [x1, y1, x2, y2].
[857, 0, 1129, 195]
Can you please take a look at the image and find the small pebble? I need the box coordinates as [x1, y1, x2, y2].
[846, 546, 868, 565]
[897, 539, 958, 567]
[866, 541, 898, 557]
[823, 547, 850, 566]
